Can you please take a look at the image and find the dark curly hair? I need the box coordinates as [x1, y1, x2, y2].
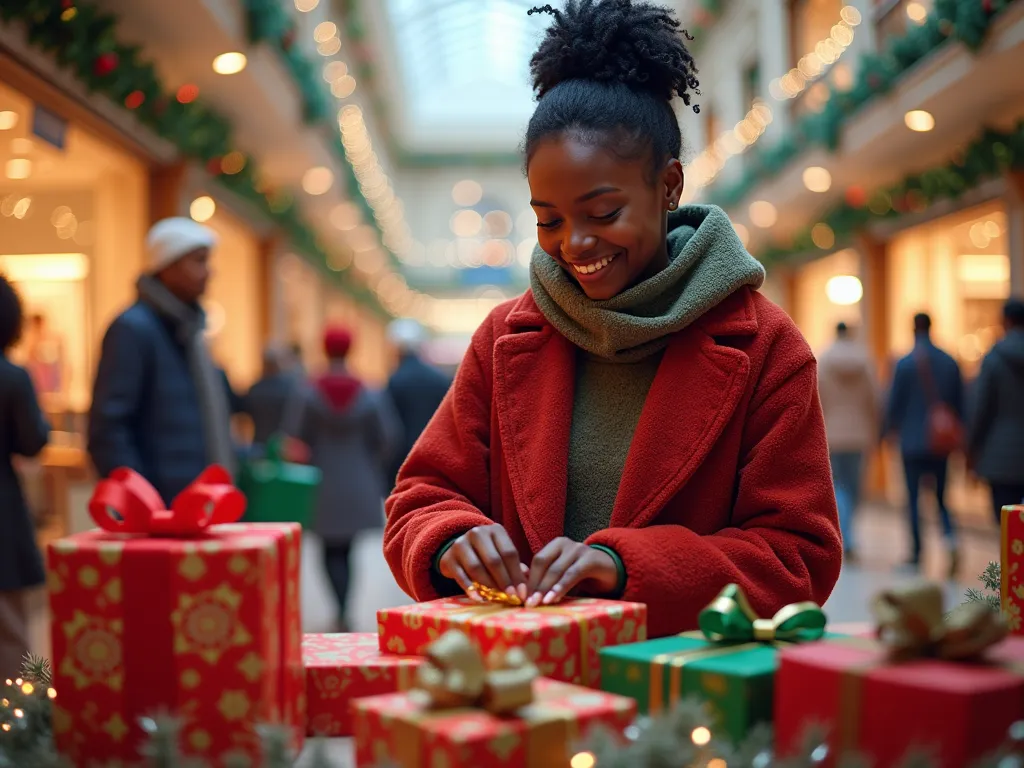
[525, 0, 700, 178]
[0, 274, 24, 351]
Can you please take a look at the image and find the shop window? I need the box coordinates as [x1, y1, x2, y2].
[874, 0, 934, 44]
[791, 248, 865, 354]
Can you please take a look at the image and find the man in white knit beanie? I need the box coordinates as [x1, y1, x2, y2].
[88, 216, 238, 503]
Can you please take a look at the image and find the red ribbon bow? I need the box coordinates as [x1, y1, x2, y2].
[88, 466, 246, 536]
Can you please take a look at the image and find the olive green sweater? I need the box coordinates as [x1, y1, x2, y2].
[530, 204, 765, 541]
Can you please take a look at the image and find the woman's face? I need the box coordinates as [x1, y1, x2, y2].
[527, 134, 684, 300]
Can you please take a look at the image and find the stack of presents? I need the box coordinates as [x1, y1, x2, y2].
[43, 468, 1024, 766]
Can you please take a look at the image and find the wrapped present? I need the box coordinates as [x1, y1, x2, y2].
[600, 584, 828, 744]
[48, 467, 304, 767]
[1002, 504, 1024, 634]
[303, 632, 422, 737]
[377, 595, 646, 688]
[354, 630, 636, 767]
[776, 582, 1018, 767]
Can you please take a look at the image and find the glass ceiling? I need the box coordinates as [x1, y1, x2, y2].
[383, 0, 553, 133]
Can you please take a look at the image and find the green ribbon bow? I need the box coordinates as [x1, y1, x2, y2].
[698, 584, 827, 644]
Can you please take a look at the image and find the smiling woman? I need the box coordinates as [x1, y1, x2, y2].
[384, 0, 842, 639]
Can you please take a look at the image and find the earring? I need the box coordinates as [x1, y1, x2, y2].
[669, 201, 678, 211]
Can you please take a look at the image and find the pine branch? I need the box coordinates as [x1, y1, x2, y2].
[19, 656, 52, 688]
[980, 561, 1001, 594]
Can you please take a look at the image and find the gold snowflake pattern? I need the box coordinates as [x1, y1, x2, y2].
[171, 584, 252, 665]
[217, 690, 251, 721]
[1014, 539, 1023, 556]
[61, 611, 124, 691]
[1007, 601, 1021, 631]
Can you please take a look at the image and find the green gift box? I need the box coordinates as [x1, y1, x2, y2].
[239, 434, 321, 527]
[599, 584, 829, 745]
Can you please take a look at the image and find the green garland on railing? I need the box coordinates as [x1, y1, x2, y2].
[0, 0, 387, 317]
[706, 0, 1019, 210]
[754, 120, 1024, 266]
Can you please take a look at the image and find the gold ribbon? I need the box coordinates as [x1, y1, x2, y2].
[872, 582, 1008, 661]
[415, 630, 537, 714]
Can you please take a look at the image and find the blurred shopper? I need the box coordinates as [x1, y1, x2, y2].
[89, 217, 238, 504]
[817, 322, 879, 561]
[244, 344, 308, 448]
[0, 276, 50, 677]
[883, 313, 964, 575]
[385, 319, 450, 487]
[310, 327, 399, 631]
[967, 297, 1024, 523]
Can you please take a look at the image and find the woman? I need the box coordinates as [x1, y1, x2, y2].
[0, 276, 50, 675]
[385, 0, 841, 637]
[311, 327, 399, 631]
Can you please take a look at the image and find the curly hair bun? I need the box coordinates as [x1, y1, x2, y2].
[528, 0, 700, 111]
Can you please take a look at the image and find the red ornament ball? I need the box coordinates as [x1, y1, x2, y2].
[206, 157, 223, 176]
[844, 186, 867, 208]
[124, 90, 145, 110]
[93, 52, 118, 77]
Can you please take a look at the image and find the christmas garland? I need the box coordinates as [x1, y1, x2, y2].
[753, 119, 1024, 266]
[705, 0, 1020, 211]
[0, 0, 387, 317]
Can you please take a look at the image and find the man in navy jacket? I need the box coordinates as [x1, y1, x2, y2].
[89, 218, 240, 504]
[883, 313, 964, 576]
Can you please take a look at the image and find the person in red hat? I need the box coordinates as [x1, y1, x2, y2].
[308, 326, 399, 631]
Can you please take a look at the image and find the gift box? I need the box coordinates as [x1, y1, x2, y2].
[303, 632, 422, 737]
[775, 583, 1019, 767]
[600, 584, 829, 744]
[47, 467, 304, 767]
[377, 596, 646, 688]
[354, 680, 635, 768]
[1002, 504, 1024, 634]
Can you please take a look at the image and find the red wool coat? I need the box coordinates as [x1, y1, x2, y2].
[384, 287, 842, 638]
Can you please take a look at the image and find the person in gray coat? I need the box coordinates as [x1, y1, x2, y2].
[310, 326, 399, 631]
[967, 297, 1024, 523]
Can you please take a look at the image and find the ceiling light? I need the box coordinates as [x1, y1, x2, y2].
[313, 22, 337, 43]
[302, 166, 334, 196]
[983, 220, 1001, 239]
[189, 196, 216, 223]
[748, 200, 777, 228]
[904, 109, 935, 132]
[317, 38, 342, 57]
[451, 209, 483, 238]
[0, 111, 17, 131]
[330, 202, 360, 230]
[51, 206, 74, 227]
[12, 197, 31, 220]
[212, 52, 247, 75]
[803, 166, 832, 193]
[332, 75, 356, 99]
[323, 61, 348, 82]
[452, 180, 483, 207]
[969, 223, 991, 249]
[826, 275, 863, 305]
[10, 138, 33, 155]
[906, 1, 928, 23]
[5, 158, 31, 180]
[840, 6, 862, 26]
[294, 0, 319, 11]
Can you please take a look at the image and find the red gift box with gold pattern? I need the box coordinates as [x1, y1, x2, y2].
[775, 584, 1022, 767]
[1002, 504, 1024, 634]
[377, 597, 646, 688]
[353, 677, 635, 768]
[47, 467, 304, 767]
[303, 632, 422, 737]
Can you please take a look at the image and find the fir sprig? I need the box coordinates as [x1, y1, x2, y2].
[963, 562, 1001, 612]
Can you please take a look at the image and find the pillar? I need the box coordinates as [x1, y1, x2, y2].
[149, 163, 188, 224]
[858, 233, 890, 500]
[1008, 171, 1024, 297]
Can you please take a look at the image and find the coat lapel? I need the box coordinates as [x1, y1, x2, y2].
[610, 289, 759, 529]
[494, 295, 575, 552]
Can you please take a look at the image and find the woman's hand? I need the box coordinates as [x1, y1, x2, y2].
[525, 538, 618, 607]
[438, 524, 528, 602]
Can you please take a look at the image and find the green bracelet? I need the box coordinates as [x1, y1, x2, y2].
[589, 544, 627, 598]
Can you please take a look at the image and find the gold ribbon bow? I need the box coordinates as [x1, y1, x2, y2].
[872, 581, 1009, 661]
[415, 630, 538, 714]
[698, 583, 828, 644]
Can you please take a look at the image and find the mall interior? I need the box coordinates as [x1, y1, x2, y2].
[0, 0, 1023, 756]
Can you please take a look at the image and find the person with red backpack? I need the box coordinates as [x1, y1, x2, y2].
[883, 313, 964, 577]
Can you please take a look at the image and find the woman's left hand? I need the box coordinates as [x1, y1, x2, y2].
[524, 538, 618, 607]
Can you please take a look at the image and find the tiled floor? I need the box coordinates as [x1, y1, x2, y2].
[26, 502, 999, 766]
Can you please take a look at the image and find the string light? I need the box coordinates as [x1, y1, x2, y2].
[47, 688, 57, 699]
[20, 682, 33, 695]
[212, 52, 247, 75]
[1, 724, 9, 732]
[190, 196, 216, 223]
[571, 752, 596, 768]
[691, 726, 712, 746]
[13, 708, 23, 718]
[14, 680, 22, 687]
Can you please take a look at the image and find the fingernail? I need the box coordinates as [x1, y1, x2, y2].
[517, 584, 528, 602]
[542, 590, 558, 605]
[506, 586, 517, 597]
[525, 594, 541, 608]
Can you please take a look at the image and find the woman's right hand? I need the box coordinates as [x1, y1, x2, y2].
[438, 524, 528, 602]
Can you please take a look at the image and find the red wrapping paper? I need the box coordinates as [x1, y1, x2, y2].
[377, 597, 646, 688]
[353, 678, 636, 767]
[48, 522, 303, 766]
[1002, 504, 1024, 635]
[775, 635, 1024, 767]
[303, 632, 422, 737]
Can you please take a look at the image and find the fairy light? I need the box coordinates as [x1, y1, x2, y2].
[689, 6, 861, 201]
[1, 724, 9, 732]
[13, 708, 23, 718]
[47, 688, 56, 699]
[571, 752, 597, 768]
[691, 726, 712, 746]
[14, 679, 22, 687]
[20, 682, 33, 695]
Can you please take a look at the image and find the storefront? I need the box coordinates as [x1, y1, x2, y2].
[789, 248, 866, 354]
